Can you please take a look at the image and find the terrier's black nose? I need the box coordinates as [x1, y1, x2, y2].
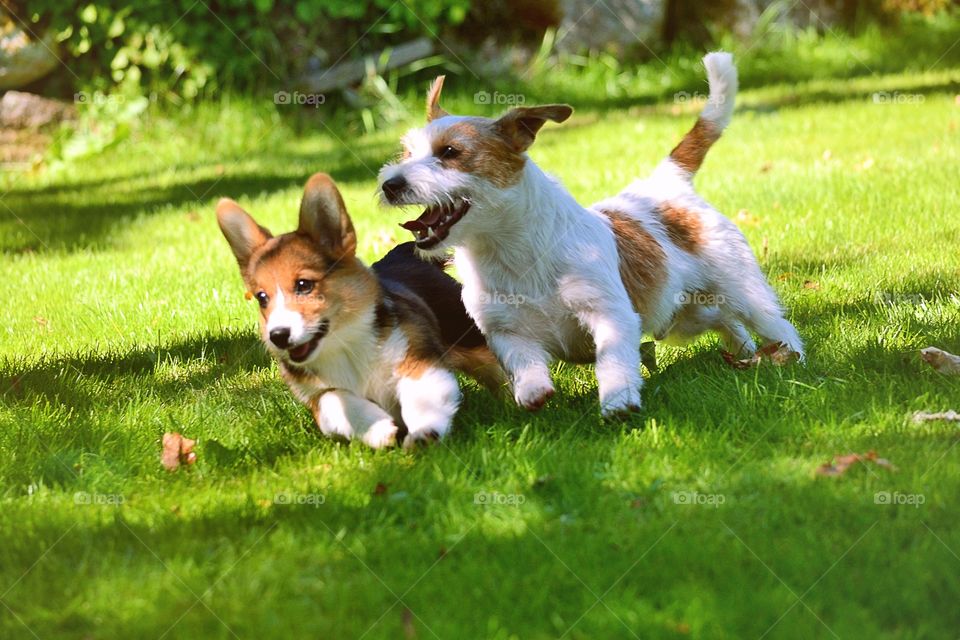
[269, 328, 291, 348]
[381, 176, 408, 201]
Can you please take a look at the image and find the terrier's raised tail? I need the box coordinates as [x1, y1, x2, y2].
[665, 52, 738, 179]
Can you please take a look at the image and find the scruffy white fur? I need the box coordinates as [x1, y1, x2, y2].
[379, 53, 803, 416]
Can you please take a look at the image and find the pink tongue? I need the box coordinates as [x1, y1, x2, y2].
[400, 220, 426, 232]
[289, 343, 311, 359]
[400, 206, 443, 232]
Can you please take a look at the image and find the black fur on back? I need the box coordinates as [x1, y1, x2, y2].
[371, 242, 486, 349]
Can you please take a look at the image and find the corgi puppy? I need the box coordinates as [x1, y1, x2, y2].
[217, 173, 503, 448]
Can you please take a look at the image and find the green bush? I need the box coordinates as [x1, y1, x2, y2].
[11, 0, 470, 99]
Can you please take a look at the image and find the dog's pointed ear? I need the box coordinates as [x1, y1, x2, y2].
[298, 173, 357, 260]
[494, 104, 573, 152]
[217, 198, 272, 270]
[426, 75, 449, 122]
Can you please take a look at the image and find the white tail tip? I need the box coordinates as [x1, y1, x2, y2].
[701, 51, 738, 131]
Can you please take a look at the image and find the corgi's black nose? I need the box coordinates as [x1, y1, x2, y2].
[269, 328, 291, 348]
[381, 176, 408, 202]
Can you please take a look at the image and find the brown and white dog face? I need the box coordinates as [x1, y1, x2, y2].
[378, 76, 572, 255]
[217, 174, 377, 366]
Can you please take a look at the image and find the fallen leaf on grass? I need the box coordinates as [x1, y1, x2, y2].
[161, 432, 197, 471]
[373, 482, 388, 496]
[912, 410, 960, 423]
[803, 280, 820, 290]
[721, 342, 799, 369]
[920, 347, 960, 374]
[816, 451, 897, 476]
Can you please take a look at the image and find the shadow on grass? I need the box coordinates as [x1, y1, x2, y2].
[0, 143, 392, 254]
[0, 331, 270, 409]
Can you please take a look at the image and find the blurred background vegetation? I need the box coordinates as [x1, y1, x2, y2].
[1, 0, 958, 166]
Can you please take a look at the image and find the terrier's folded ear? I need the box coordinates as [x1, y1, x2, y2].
[298, 172, 357, 260]
[216, 199, 272, 271]
[495, 105, 573, 152]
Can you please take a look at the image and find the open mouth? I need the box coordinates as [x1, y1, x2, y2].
[399, 198, 470, 249]
[286, 322, 329, 363]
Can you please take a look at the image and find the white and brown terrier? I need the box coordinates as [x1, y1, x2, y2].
[378, 53, 803, 417]
[217, 173, 502, 448]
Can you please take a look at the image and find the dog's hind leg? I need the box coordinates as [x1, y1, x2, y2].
[717, 275, 804, 359]
[715, 317, 756, 358]
[662, 304, 756, 358]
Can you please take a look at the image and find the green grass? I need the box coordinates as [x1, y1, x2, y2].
[3, 44, 960, 639]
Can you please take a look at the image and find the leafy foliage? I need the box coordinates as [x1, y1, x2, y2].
[13, 0, 470, 99]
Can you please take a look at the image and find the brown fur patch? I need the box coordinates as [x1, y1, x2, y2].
[658, 203, 704, 253]
[446, 345, 507, 393]
[433, 119, 526, 188]
[669, 118, 721, 174]
[599, 209, 667, 316]
[247, 234, 378, 339]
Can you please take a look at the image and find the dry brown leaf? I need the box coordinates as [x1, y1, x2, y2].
[912, 410, 960, 423]
[760, 162, 773, 173]
[921, 347, 960, 375]
[33, 316, 49, 328]
[803, 280, 820, 290]
[186, 211, 200, 222]
[777, 272, 794, 281]
[373, 482, 388, 496]
[816, 451, 897, 477]
[721, 342, 799, 369]
[161, 432, 197, 471]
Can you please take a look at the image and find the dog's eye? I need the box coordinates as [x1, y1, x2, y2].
[255, 291, 269, 308]
[295, 279, 314, 295]
[437, 145, 460, 160]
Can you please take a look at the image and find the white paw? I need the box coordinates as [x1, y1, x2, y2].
[514, 376, 555, 411]
[600, 386, 642, 418]
[361, 419, 399, 449]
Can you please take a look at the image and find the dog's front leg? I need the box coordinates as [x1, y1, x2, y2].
[487, 332, 555, 411]
[313, 390, 399, 449]
[397, 367, 462, 449]
[575, 305, 643, 417]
